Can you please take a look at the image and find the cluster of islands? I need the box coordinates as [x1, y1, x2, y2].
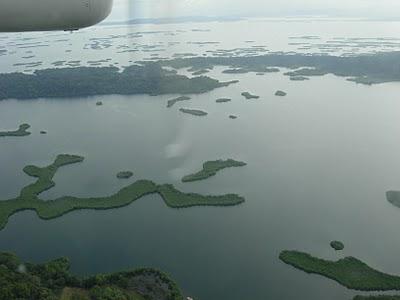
[0, 153, 246, 231]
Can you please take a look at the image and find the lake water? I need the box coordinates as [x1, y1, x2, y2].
[2, 18, 400, 300]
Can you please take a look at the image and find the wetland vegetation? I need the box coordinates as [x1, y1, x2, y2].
[167, 96, 191, 108]
[241, 92, 260, 99]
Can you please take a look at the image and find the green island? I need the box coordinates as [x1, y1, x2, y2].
[279, 250, 400, 291]
[229, 115, 238, 119]
[160, 51, 400, 85]
[167, 96, 191, 108]
[179, 108, 208, 116]
[0, 63, 237, 100]
[116, 171, 134, 179]
[182, 159, 247, 182]
[0, 154, 244, 231]
[275, 90, 287, 96]
[216, 98, 232, 103]
[241, 92, 260, 100]
[330, 240, 344, 251]
[222, 66, 279, 74]
[0, 123, 31, 137]
[0, 251, 183, 300]
[96, 101, 103, 106]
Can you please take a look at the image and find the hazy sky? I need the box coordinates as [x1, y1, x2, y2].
[109, 0, 400, 20]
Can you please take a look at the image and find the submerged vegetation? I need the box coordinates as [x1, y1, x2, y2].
[279, 250, 400, 291]
[0, 155, 244, 230]
[0, 251, 183, 300]
[0, 123, 31, 137]
[167, 96, 191, 108]
[182, 159, 247, 182]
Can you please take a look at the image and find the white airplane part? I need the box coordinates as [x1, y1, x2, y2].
[0, 0, 113, 32]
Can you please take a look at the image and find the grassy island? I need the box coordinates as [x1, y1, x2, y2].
[0, 251, 183, 300]
[117, 171, 134, 179]
[0, 123, 31, 137]
[241, 92, 260, 100]
[229, 115, 238, 119]
[167, 96, 191, 108]
[279, 250, 400, 291]
[0, 63, 237, 100]
[182, 159, 247, 182]
[330, 240, 344, 251]
[179, 108, 208, 116]
[290, 76, 310, 81]
[0, 155, 244, 231]
[216, 98, 232, 103]
[96, 101, 103, 106]
[275, 90, 287, 96]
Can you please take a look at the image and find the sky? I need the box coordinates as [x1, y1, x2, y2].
[109, 0, 400, 21]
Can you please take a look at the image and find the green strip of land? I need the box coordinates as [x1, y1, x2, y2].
[353, 296, 400, 300]
[182, 159, 247, 182]
[0, 155, 244, 230]
[279, 250, 400, 291]
[0, 123, 31, 137]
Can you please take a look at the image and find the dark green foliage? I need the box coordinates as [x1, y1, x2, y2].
[0, 155, 245, 230]
[330, 240, 344, 251]
[179, 108, 208, 116]
[280, 250, 400, 291]
[0, 123, 31, 137]
[0, 252, 183, 300]
[0, 63, 236, 100]
[182, 159, 247, 182]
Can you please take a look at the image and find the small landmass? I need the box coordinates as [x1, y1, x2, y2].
[275, 90, 287, 97]
[0, 155, 245, 230]
[216, 98, 231, 103]
[0, 252, 183, 300]
[279, 250, 400, 291]
[96, 101, 103, 106]
[182, 159, 247, 182]
[290, 76, 309, 81]
[40, 130, 47, 135]
[241, 92, 260, 100]
[192, 69, 209, 76]
[117, 171, 133, 179]
[179, 108, 208, 116]
[330, 240, 344, 251]
[167, 96, 191, 108]
[353, 296, 400, 300]
[229, 115, 238, 119]
[0, 123, 31, 137]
